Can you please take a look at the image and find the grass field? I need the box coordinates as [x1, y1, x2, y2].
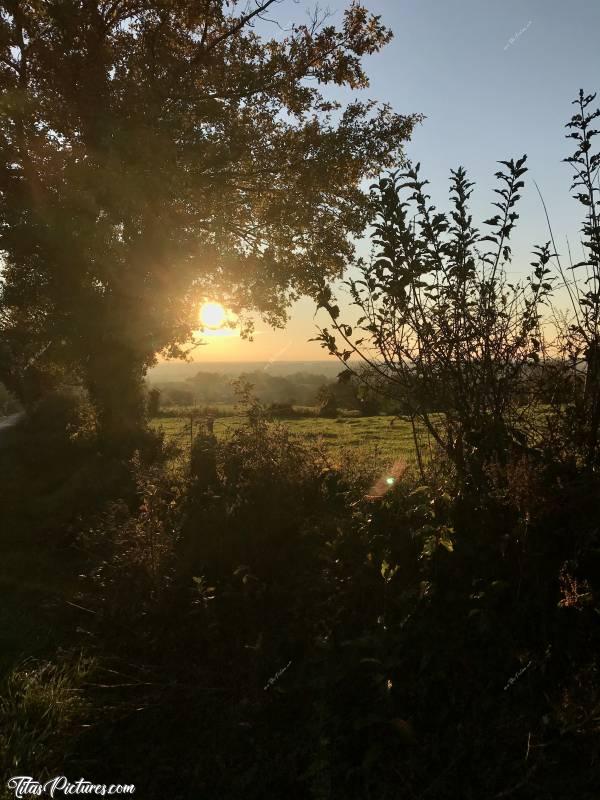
[151, 407, 437, 472]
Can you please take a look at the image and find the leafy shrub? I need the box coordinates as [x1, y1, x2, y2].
[190, 429, 218, 489]
[181, 410, 343, 575]
[315, 156, 556, 488]
[266, 401, 298, 418]
[79, 456, 184, 629]
[147, 387, 161, 417]
[23, 390, 94, 447]
[10, 407, 598, 800]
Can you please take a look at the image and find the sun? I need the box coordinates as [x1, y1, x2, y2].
[199, 301, 226, 329]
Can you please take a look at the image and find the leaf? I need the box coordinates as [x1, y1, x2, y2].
[381, 560, 399, 582]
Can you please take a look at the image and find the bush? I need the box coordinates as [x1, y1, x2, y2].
[76, 453, 185, 631]
[24, 389, 93, 443]
[8, 408, 598, 800]
[266, 401, 298, 418]
[180, 411, 344, 576]
[147, 387, 161, 417]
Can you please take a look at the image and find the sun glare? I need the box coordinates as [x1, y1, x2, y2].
[200, 301, 226, 329]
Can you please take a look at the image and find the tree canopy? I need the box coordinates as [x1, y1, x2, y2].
[0, 0, 419, 439]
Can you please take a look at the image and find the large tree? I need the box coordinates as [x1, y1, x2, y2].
[0, 0, 418, 441]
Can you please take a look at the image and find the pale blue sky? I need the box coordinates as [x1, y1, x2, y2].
[353, 0, 600, 261]
[198, 0, 600, 363]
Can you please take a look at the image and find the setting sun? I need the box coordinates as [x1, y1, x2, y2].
[199, 301, 226, 329]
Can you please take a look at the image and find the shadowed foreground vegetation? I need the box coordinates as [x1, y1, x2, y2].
[0, 0, 599, 790]
[1, 388, 599, 799]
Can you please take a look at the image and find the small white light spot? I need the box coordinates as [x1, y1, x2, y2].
[386, 477, 395, 486]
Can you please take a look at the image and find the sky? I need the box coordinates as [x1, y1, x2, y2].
[191, 0, 600, 364]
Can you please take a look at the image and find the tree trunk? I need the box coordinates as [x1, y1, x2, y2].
[84, 345, 148, 453]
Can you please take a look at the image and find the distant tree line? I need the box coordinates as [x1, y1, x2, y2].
[153, 368, 393, 414]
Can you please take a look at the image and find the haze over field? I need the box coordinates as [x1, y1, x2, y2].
[148, 359, 343, 382]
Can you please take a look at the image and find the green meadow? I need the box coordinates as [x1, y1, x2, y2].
[151, 409, 433, 473]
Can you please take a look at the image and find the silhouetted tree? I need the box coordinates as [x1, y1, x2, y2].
[316, 157, 554, 486]
[560, 90, 600, 465]
[0, 0, 419, 445]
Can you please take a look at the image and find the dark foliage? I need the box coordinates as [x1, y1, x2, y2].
[2, 91, 600, 800]
[0, 0, 418, 445]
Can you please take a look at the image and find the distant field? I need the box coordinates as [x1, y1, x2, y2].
[151, 407, 440, 472]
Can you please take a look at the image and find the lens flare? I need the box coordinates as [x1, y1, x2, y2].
[365, 460, 407, 499]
